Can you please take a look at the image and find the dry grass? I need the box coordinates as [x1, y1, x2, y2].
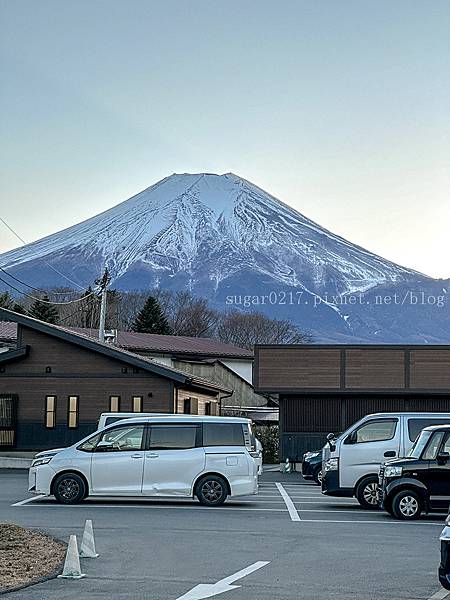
[0, 523, 66, 592]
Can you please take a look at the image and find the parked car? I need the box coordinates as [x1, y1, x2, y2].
[28, 415, 258, 506]
[35, 412, 263, 475]
[97, 412, 166, 430]
[322, 413, 450, 509]
[379, 424, 450, 520]
[439, 513, 450, 590]
[302, 450, 323, 485]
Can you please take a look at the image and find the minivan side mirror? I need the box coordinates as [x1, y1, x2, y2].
[437, 452, 450, 465]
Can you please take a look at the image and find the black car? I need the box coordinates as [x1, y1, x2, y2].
[379, 424, 450, 520]
[302, 450, 323, 485]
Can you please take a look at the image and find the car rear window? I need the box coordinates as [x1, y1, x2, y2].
[408, 418, 450, 442]
[149, 426, 198, 450]
[203, 423, 245, 447]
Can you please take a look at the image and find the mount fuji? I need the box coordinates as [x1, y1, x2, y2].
[1, 173, 448, 343]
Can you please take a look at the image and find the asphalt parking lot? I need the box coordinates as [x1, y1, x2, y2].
[0, 469, 448, 600]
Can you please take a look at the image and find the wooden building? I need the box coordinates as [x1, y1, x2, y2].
[253, 345, 450, 460]
[0, 309, 229, 450]
[0, 322, 267, 408]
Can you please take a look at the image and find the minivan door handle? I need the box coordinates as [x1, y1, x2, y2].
[146, 453, 159, 459]
[384, 451, 396, 458]
[131, 454, 143, 459]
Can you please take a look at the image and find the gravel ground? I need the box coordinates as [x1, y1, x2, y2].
[0, 523, 66, 593]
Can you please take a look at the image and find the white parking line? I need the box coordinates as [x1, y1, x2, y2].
[11, 494, 47, 506]
[13, 501, 288, 513]
[428, 590, 450, 599]
[275, 483, 301, 521]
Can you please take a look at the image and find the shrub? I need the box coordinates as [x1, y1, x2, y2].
[253, 425, 279, 464]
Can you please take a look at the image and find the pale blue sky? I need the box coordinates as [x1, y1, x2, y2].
[0, 0, 448, 277]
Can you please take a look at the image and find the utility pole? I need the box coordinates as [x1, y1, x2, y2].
[95, 268, 111, 342]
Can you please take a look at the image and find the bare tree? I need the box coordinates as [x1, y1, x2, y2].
[216, 310, 312, 350]
[161, 291, 218, 337]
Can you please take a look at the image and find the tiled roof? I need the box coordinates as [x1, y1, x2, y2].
[0, 310, 231, 394]
[0, 321, 16, 340]
[0, 321, 253, 358]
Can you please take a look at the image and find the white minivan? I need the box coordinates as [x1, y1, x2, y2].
[29, 415, 258, 506]
[322, 412, 450, 508]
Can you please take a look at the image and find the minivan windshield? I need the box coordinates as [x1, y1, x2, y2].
[408, 430, 433, 459]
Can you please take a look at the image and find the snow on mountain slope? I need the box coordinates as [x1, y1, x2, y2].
[0, 172, 425, 291]
[1, 172, 446, 343]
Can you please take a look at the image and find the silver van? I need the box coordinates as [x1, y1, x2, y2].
[322, 412, 450, 508]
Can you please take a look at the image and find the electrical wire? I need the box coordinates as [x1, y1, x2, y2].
[0, 216, 85, 290]
[0, 274, 97, 305]
[0, 265, 80, 296]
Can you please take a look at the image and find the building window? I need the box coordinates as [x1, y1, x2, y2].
[183, 398, 191, 414]
[132, 396, 143, 413]
[109, 396, 120, 412]
[68, 396, 79, 428]
[204, 402, 211, 416]
[45, 396, 56, 428]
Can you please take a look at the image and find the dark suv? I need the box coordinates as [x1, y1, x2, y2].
[379, 424, 450, 520]
[302, 450, 323, 485]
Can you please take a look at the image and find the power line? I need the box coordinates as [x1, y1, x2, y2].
[0, 265, 80, 296]
[0, 274, 97, 305]
[0, 216, 85, 290]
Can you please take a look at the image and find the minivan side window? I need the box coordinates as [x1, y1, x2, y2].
[423, 432, 445, 460]
[99, 425, 145, 451]
[203, 423, 244, 447]
[408, 419, 450, 442]
[78, 432, 102, 452]
[148, 425, 198, 450]
[354, 419, 397, 444]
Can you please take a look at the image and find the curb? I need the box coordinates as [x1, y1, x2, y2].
[0, 458, 32, 469]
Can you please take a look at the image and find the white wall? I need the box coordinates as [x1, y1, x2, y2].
[221, 359, 253, 384]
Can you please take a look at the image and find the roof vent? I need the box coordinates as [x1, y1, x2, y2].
[104, 329, 117, 344]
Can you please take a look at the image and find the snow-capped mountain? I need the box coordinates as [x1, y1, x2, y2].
[1, 173, 448, 342]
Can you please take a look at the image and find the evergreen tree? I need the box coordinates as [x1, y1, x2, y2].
[28, 296, 59, 324]
[131, 296, 172, 334]
[0, 292, 14, 309]
[0, 292, 26, 315]
[12, 303, 26, 315]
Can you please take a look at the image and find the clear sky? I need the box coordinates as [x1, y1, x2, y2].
[0, 0, 448, 278]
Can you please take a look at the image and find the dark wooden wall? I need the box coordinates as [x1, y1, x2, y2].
[255, 346, 450, 392]
[280, 394, 450, 461]
[254, 345, 450, 461]
[1, 326, 176, 449]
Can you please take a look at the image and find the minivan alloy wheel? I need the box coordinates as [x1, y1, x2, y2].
[53, 472, 86, 504]
[57, 478, 80, 501]
[196, 474, 228, 506]
[201, 480, 223, 502]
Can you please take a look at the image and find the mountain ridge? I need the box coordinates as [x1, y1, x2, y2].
[0, 172, 447, 343]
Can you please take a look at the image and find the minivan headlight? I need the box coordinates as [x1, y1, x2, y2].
[384, 465, 403, 478]
[324, 458, 339, 472]
[31, 457, 52, 468]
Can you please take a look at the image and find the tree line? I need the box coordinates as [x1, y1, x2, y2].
[0, 289, 311, 349]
